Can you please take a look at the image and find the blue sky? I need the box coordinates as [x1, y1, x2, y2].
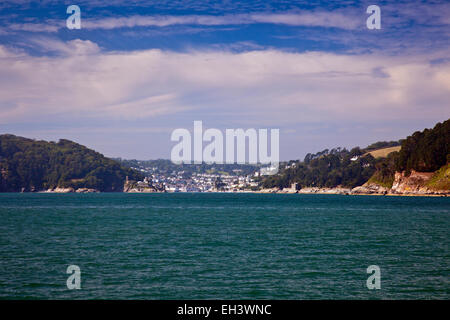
[0, 0, 449, 160]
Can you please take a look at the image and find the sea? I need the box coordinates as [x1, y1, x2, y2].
[0, 193, 448, 299]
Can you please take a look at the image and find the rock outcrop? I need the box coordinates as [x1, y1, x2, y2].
[123, 178, 159, 193]
[44, 187, 99, 193]
[75, 188, 99, 193]
[390, 170, 448, 195]
[351, 183, 389, 195]
[261, 169, 448, 196]
[298, 187, 351, 195]
[48, 187, 75, 193]
[350, 169, 449, 196]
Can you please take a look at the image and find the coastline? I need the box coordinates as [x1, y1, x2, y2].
[6, 168, 450, 197]
[4, 189, 448, 197]
[253, 189, 448, 197]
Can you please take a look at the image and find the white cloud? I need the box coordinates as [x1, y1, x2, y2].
[103, 93, 189, 119]
[28, 38, 101, 55]
[7, 22, 61, 33]
[0, 40, 448, 129]
[249, 12, 361, 29]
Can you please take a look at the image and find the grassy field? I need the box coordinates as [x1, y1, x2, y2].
[365, 146, 401, 158]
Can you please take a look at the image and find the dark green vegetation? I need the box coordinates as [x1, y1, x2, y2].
[364, 140, 401, 152]
[261, 147, 380, 189]
[262, 119, 449, 190]
[0, 135, 143, 192]
[118, 158, 261, 178]
[369, 119, 450, 188]
[395, 119, 449, 174]
[367, 151, 399, 188]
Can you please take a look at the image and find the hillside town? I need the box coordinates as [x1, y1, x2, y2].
[124, 163, 262, 193]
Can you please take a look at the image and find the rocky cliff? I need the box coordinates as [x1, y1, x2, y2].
[351, 168, 449, 196]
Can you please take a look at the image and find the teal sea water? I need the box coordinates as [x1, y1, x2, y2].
[0, 193, 448, 299]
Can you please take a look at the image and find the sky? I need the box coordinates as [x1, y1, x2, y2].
[0, 0, 449, 161]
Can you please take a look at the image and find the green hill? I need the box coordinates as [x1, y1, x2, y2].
[260, 119, 449, 190]
[0, 134, 143, 192]
[365, 119, 450, 188]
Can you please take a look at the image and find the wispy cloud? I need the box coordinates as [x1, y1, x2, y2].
[26, 37, 101, 55]
[7, 22, 62, 33]
[80, 11, 362, 30]
[1, 11, 362, 32]
[3, 1, 450, 34]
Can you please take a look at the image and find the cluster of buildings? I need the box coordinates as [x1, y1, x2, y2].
[129, 166, 260, 193]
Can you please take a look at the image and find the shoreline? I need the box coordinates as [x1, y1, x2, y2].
[3, 190, 447, 197]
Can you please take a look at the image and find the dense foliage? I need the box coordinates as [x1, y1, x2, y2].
[365, 140, 401, 152]
[0, 135, 143, 192]
[368, 119, 449, 187]
[261, 147, 378, 189]
[367, 151, 399, 187]
[395, 119, 450, 174]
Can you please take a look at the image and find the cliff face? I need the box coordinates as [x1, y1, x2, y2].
[391, 170, 434, 194]
[351, 169, 449, 195]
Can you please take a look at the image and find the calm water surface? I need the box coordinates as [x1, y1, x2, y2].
[0, 193, 448, 299]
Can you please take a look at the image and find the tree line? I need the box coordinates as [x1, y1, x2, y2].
[260, 146, 379, 189]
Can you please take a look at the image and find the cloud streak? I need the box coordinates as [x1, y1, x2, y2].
[1, 11, 363, 34]
[80, 11, 362, 30]
[3, 1, 450, 34]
